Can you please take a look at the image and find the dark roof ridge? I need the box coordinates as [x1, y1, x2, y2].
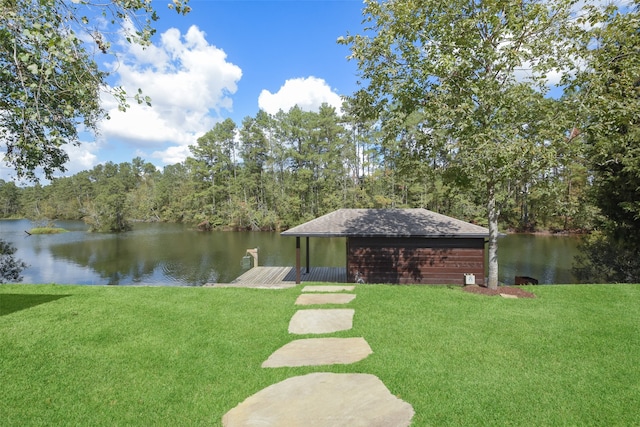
[281, 208, 489, 238]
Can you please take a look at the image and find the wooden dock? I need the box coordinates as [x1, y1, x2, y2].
[209, 267, 347, 288]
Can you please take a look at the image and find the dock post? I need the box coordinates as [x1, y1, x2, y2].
[296, 237, 301, 284]
[306, 237, 310, 274]
[246, 248, 258, 268]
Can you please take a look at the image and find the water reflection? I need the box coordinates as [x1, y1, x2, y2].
[50, 236, 181, 285]
[45, 225, 290, 285]
[1, 219, 581, 286]
[498, 234, 581, 284]
[2, 220, 348, 285]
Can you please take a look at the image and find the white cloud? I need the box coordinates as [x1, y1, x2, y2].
[151, 144, 191, 165]
[0, 163, 19, 183]
[0, 140, 99, 183]
[63, 141, 100, 175]
[99, 25, 242, 164]
[258, 77, 343, 115]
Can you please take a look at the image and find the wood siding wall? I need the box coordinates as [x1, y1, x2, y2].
[347, 237, 485, 285]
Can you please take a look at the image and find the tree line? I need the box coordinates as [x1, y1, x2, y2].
[1, 103, 594, 235]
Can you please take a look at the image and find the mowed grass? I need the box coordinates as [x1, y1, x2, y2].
[1, 284, 639, 426]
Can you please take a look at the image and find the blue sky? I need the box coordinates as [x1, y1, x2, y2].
[2, 0, 626, 182]
[1, 0, 366, 181]
[93, 0, 366, 172]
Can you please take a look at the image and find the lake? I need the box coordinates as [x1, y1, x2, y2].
[1, 219, 582, 286]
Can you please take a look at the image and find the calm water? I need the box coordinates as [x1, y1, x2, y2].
[1, 219, 582, 286]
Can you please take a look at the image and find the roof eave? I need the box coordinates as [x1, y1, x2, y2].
[280, 232, 489, 238]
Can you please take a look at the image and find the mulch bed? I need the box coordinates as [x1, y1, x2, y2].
[462, 284, 536, 298]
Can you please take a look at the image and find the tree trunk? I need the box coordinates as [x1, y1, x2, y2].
[487, 181, 500, 289]
[211, 171, 216, 216]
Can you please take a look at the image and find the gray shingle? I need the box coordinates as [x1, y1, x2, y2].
[281, 209, 488, 238]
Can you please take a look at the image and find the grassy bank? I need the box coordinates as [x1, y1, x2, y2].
[1, 284, 639, 426]
[27, 227, 68, 234]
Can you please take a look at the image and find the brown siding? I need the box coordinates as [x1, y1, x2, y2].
[347, 237, 485, 285]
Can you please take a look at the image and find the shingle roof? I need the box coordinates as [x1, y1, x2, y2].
[281, 209, 489, 238]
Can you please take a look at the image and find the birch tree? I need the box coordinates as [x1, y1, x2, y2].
[340, 0, 580, 288]
[1, 0, 190, 180]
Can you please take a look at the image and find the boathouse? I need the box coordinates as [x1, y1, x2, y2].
[281, 208, 489, 285]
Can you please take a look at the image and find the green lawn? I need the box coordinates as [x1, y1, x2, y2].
[1, 284, 639, 426]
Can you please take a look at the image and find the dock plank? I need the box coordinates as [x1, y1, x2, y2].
[208, 267, 347, 288]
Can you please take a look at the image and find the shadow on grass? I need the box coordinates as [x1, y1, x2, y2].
[0, 294, 71, 316]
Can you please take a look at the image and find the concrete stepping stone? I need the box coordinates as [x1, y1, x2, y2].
[262, 337, 372, 368]
[288, 309, 355, 334]
[302, 285, 355, 293]
[222, 372, 414, 427]
[295, 293, 356, 305]
[500, 293, 518, 299]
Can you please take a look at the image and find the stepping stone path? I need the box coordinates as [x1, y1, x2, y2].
[262, 337, 372, 368]
[222, 284, 414, 426]
[301, 285, 355, 292]
[222, 373, 414, 427]
[288, 309, 355, 334]
[295, 293, 356, 305]
[500, 293, 519, 299]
